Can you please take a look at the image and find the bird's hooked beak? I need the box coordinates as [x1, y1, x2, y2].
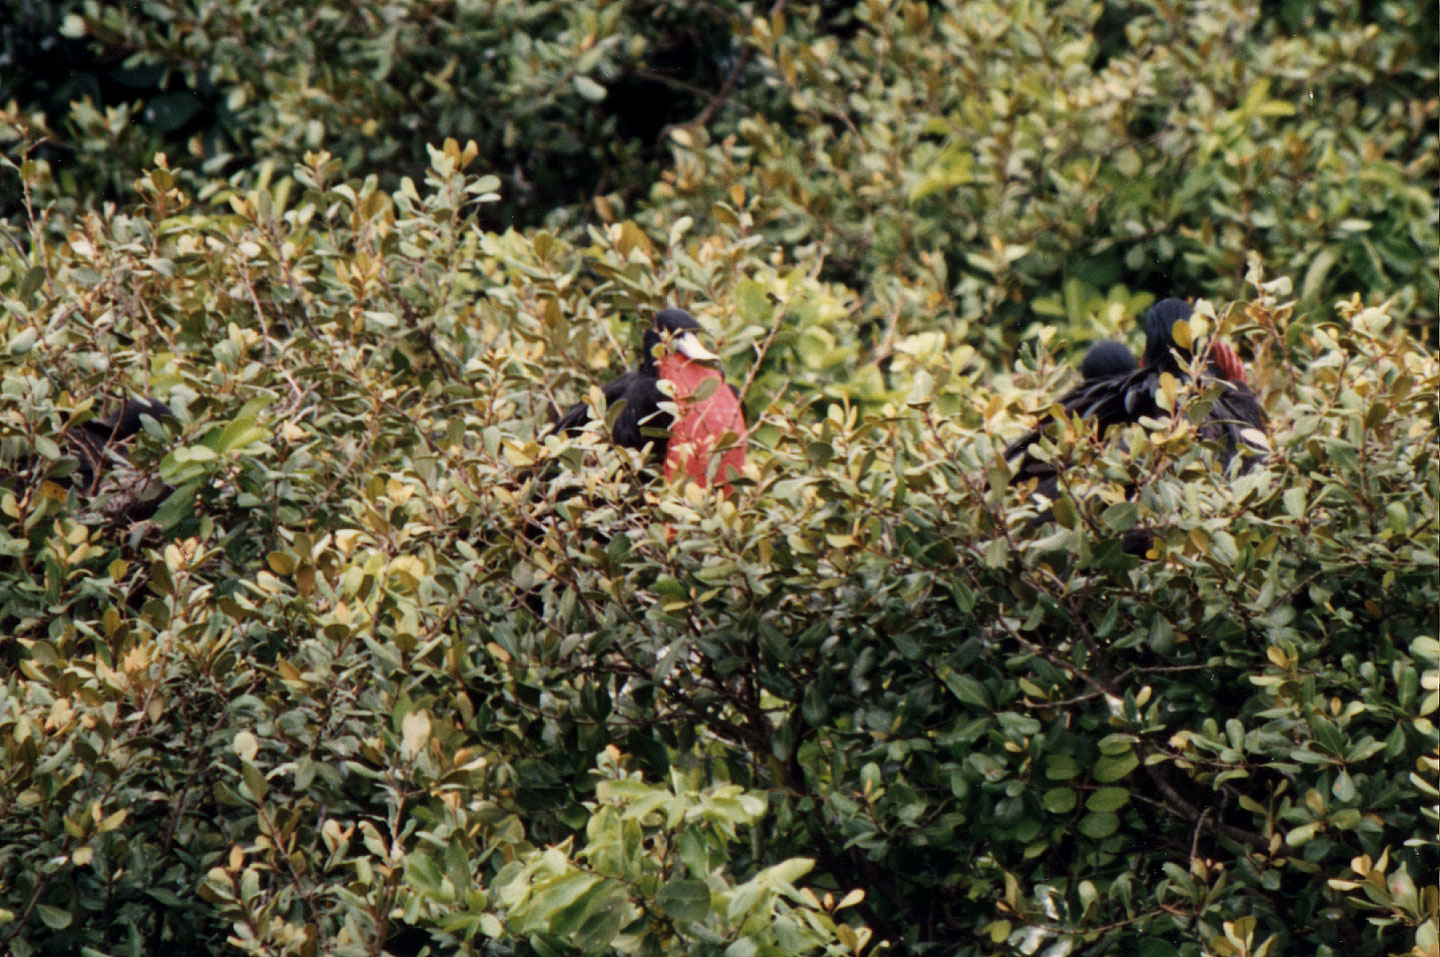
[675, 331, 718, 362]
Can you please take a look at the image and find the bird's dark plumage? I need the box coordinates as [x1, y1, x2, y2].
[81, 398, 174, 446]
[1004, 300, 1266, 549]
[72, 398, 176, 493]
[0, 396, 176, 528]
[1007, 299, 1263, 468]
[1142, 297, 1196, 373]
[551, 309, 709, 451]
[1079, 340, 1139, 381]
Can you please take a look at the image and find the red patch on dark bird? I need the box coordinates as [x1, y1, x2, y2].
[1210, 341, 1247, 385]
[657, 354, 747, 494]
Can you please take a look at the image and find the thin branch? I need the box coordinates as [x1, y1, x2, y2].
[736, 298, 788, 404]
[1143, 764, 1278, 856]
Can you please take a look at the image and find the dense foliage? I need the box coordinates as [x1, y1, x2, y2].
[3, 0, 1436, 351]
[1, 1, 1437, 955]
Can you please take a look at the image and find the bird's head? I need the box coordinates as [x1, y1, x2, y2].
[81, 397, 176, 445]
[1142, 298, 1194, 373]
[1080, 340, 1138, 381]
[645, 308, 718, 365]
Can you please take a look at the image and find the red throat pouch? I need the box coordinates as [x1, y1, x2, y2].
[1211, 342, 1247, 385]
[657, 354, 748, 495]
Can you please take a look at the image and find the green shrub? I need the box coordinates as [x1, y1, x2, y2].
[644, 0, 1438, 357]
[4, 0, 1433, 360]
[0, 0, 739, 224]
[0, 144, 1435, 956]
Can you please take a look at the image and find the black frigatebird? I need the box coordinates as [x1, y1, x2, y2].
[1007, 299, 1263, 469]
[551, 308, 747, 493]
[1005, 299, 1265, 552]
[71, 397, 176, 493]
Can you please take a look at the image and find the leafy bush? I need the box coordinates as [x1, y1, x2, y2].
[643, 0, 1438, 366]
[0, 137, 1436, 957]
[0, 0, 738, 224]
[4, 0, 1434, 357]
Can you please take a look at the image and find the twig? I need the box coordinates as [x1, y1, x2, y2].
[736, 296, 787, 403]
[1143, 764, 1278, 856]
[1189, 807, 1214, 867]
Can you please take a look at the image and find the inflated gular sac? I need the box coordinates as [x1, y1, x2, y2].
[551, 307, 747, 493]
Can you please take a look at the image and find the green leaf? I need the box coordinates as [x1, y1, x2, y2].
[997, 712, 1041, 736]
[1101, 501, 1139, 531]
[1042, 788, 1077, 813]
[1285, 822, 1318, 846]
[34, 435, 61, 460]
[692, 376, 720, 402]
[736, 279, 771, 322]
[1077, 811, 1119, 839]
[1385, 502, 1407, 534]
[19, 265, 45, 303]
[406, 851, 445, 895]
[241, 762, 268, 804]
[152, 481, 200, 530]
[657, 879, 711, 922]
[145, 91, 202, 133]
[1092, 751, 1139, 783]
[572, 890, 627, 951]
[36, 905, 73, 929]
[1046, 755, 1080, 780]
[573, 75, 607, 102]
[1085, 787, 1130, 812]
[939, 668, 992, 710]
[214, 417, 270, 454]
[7, 327, 37, 355]
[1052, 495, 1078, 529]
[529, 872, 602, 920]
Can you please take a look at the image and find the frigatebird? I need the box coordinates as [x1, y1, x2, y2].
[71, 398, 175, 494]
[551, 308, 747, 493]
[1005, 299, 1264, 552]
[1007, 299, 1263, 470]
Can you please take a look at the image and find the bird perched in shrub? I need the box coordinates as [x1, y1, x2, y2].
[73, 397, 176, 525]
[1005, 299, 1264, 553]
[1007, 299, 1262, 469]
[551, 308, 747, 494]
[0, 396, 175, 525]
[71, 397, 175, 494]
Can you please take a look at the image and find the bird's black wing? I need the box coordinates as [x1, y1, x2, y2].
[1004, 367, 1159, 463]
[550, 372, 642, 438]
[609, 374, 671, 451]
[1197, 379, 1266, 470]
[81, 398, 174, 445]
[550, 371, 672, 454]
[1002, 366, 1164, 505]
[1007, 365, 1265, 489]
[551, 399, 596, 438]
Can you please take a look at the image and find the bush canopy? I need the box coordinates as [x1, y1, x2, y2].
[1, 1, 1436, 955]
